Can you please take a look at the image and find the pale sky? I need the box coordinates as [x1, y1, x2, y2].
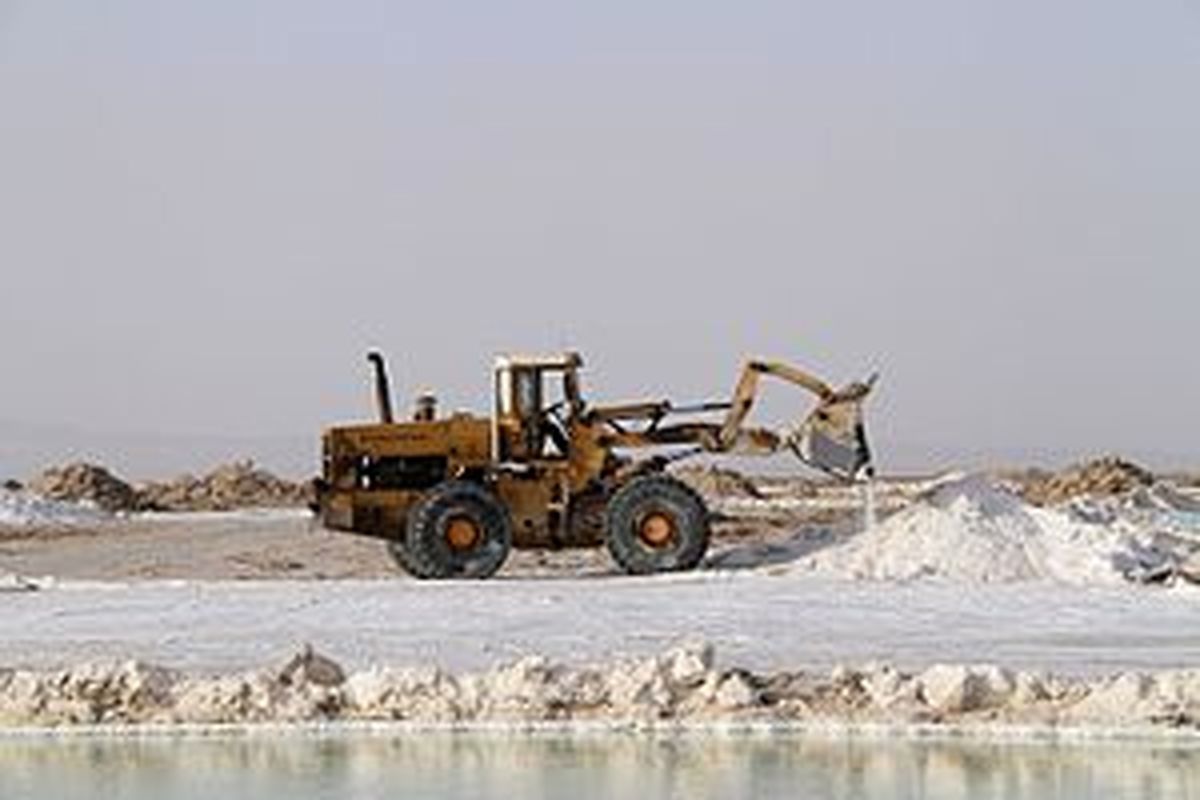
[1, 1, 1198, 477]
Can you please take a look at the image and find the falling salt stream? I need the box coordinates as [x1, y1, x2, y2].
[860, 479, 877, 534]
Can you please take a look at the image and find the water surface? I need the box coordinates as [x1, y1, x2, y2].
[2, 732, 1198, 799]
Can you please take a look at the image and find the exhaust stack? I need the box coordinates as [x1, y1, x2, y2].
[367, 350, 395, 424]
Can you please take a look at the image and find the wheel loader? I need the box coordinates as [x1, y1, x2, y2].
[314, 351, 876, 579]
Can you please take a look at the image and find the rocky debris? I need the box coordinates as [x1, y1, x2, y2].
[1176, 551, 1200, 584]
[2, 643, 1200, 731]
[1021, 457, 1155, 507]
[856, 662, 921, 711]
[277, 643, 347, 688]
[344, 664, 465, 722]
[917, 664, 1016, 714]
[2, 479, 22, 492]
[1165, 472, 1200, 488]
[1060, 670, 1200, 726]
[674, 465, 764, 500]
[27, 463, 137, 513]
[665, 639, 714, 686]
[0, 660, 178, 724]
[712, 671, 759, 710]
[134, 460, 313, 512]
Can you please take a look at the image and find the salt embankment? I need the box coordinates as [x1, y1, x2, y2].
[0, 643, 1198, 734]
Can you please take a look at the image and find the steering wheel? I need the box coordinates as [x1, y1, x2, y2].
[543, 399, 568, 423]
[541, 401, 571, 455]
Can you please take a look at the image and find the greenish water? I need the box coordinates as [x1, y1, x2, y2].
[1, 732, 1198, 799]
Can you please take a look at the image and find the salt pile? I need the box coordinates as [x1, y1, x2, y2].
[795, 475, 1196, 586]
[25, 460, 313, 513]
[674, 465, 769, 500]
[1021, 456, 1154, 506]
[28, 463, 136, 513]
[0, 489, 109, 528]
[135, 460, 313, 512]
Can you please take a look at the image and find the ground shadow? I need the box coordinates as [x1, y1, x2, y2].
[702, 521, 859, 571]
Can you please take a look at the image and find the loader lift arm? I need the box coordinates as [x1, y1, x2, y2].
[586, 358, 877, 481]
[718, 360, 836, 449]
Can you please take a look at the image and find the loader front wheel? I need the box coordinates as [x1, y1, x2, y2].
[605, 475, 710, 574]
[386, 539, 426, 578]
[404, 481, 512, 579]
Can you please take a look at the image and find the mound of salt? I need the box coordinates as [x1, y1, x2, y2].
[28, 462, 137, 513]
[794, 475, 1166, 585]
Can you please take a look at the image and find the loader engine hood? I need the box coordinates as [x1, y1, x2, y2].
[786, 376, 876, 481]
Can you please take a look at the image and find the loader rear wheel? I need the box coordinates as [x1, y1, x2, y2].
[404, 481, 512, 579]
[605, 475, 710, 574]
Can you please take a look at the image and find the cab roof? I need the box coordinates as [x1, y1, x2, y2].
[493, 352, 583, 371]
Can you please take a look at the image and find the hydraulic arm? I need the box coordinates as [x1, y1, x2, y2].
[587, 359, 877, 481]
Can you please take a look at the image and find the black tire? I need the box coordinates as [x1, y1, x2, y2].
[404, 481, 512, 579]
[386, 538, 428, 578]
[605, 475, 710, 574]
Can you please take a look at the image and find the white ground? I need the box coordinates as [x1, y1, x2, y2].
[1, 574, 1197, 676]
[3, 475, 1197, 692]
[0, 490, 108, 527]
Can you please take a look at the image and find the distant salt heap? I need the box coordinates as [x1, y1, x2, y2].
[27, 463, 136, 513]
[26, 460, 313, 513]
[795, 475, 1194, 586]
[1021, 456, 1154, 507]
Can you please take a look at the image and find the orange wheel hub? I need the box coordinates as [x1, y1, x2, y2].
[638, 512, 676, 548]
[445, 517, 481, 551]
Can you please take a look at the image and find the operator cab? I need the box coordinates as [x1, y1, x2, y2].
[493, 352, 584, 462]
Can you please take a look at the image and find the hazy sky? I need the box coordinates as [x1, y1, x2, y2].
[1, 1, 1198, 475]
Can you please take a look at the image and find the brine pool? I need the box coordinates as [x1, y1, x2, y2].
[2, 731, 1198, 799]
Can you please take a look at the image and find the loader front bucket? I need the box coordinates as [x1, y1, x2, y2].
[787, 376, 876, 481]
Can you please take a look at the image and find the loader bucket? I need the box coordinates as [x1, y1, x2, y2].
[787, 376, 876, 481]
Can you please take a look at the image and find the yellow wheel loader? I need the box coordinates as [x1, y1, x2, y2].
[314, 351, 876, 579]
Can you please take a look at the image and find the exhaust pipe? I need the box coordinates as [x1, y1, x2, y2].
[367, 350, 395, 424]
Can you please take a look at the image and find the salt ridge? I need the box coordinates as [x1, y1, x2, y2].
[0, 644, 1197, 733]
